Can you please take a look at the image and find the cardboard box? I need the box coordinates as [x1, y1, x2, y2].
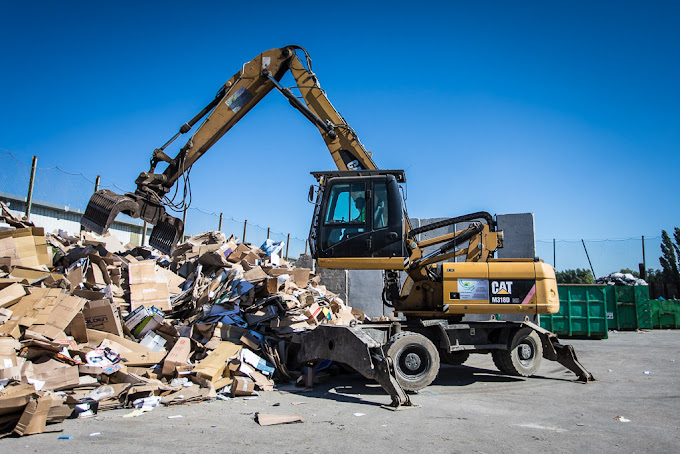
[27, 357, 80, 391]
[0, 282, 26, 308]
[0, 337, 19, 368]
[121, 351, 167, 367]
[129, 282, 170, 311]
[127, 260, 157, 285]
[227, 242, 249, 263]
[128, 261, 171, 311]
[194, 341, 241, 382]
[13, 393, 52, 436]
[8, 266, 64, 283]
[231, 376, 255, 396]
[162, 337, 192, 376]
[244, 266, 268, 283]
[82, 299, 124, 337]
[0, 383, 35, 416]
[0, 307, 12, 324]
[292, 268, 311, 287]
[0, 228, 51, 268]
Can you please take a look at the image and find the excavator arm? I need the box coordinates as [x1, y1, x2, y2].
[81, 45, 376, 253]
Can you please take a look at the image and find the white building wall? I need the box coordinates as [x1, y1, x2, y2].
[1, 193, 147, 246]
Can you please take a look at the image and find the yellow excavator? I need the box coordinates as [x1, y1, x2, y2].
[81, 45, 593, 407]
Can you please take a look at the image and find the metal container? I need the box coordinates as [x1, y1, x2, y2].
[651, 299, 680, 329]
[604, 285, 652, 330]
[540, 285, 608, 339]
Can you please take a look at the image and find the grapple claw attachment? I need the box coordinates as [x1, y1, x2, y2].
[81, 190, 140, 235]
[149, 215, 184, 255]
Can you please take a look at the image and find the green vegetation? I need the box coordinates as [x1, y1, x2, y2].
[556, 268, 594, 284]
[659, 228, 680, 282]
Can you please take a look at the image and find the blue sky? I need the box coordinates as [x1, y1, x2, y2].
[1, 1, 678, 273]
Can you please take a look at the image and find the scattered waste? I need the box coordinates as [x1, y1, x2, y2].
[58, 435, 73, 439]
[89, 432, 101, 436]
[614, 415, 631, 422]
[0, 206, 371, 436]
[354, 413, 366, 417]
[643, 371, 651, 375]
[167, 415, 183, 419]
[255, 412, 304, 426]
[595, 273, 647, 286]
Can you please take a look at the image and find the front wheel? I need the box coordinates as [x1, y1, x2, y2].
[385, 332, 440, 391]
[492, 328, 543, 377]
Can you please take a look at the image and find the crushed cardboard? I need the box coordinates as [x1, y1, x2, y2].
[0, 211, 365, 436]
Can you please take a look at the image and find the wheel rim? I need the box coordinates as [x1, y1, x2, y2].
[398, 345, 429, 378]
[517, 341, 535, 367]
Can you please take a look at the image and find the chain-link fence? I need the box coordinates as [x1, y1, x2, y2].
[0, 150, 308, 259]
[536, 236, 662, 277]
[0, 150, 669, 271]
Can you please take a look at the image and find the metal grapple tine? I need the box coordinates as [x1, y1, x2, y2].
[81, 190, 140, 235]
[149, 215, 184, 255]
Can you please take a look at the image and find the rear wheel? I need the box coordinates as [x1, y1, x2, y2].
[492, 328, 543, 377]
[385, 332, 440, 391]
[440, 351, 470, 366]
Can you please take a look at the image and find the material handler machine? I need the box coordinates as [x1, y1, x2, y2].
[81, 46, 593, 407]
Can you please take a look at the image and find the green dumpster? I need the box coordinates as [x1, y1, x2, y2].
[540, 285, 608, 339]
[604, 286, 652, 330]
[651, 299, 680, 329]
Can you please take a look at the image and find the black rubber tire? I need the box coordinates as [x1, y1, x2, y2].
[440, 351, 470, 366]
[385, 332, 440, 391]
[492, 328, 543, 377]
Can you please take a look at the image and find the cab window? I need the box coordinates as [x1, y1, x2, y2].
[324, 183, 366, 224]
[373, 182, 388, 229]
[322, 183, 365, 249]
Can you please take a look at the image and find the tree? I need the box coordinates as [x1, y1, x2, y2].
[556, 268, 594, 284]
[644, 268, 663, 283]
[659, 228, 680, 282]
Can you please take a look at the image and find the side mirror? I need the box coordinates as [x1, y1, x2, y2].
[308, 185, 316, 203]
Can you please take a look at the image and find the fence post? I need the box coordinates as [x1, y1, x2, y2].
[142, 221, 147, 246]
[267, 227, 270, 240]
[94, 175, 101, 192]
[243, 219, 248, 243]
[641, 235, 646, 276]
[218, 213, 223, 231]
[285, 233, 290, 260]
[304, 240, 308, 255]
[25, 156, 37, 221]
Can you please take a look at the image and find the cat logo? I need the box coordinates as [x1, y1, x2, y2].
[491, 281, 513, 295]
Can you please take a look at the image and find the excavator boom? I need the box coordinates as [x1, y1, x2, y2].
[81, 45, 376, 254]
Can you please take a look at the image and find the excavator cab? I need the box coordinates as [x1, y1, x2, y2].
[309, 170, 407, 270]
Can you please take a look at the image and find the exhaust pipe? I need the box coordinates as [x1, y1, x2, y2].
[81, 189, 184, 255]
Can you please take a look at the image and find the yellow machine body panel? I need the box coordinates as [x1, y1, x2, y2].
[317, 257, 406, 270]
[441, 260, 559, 315]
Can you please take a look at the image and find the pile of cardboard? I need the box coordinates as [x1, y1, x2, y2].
[0, 206, 364, 436]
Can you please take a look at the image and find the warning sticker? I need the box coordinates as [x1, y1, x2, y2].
[458, 279, 489, 300]
[225, 86, 253, 113]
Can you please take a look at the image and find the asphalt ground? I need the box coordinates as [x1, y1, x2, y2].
[2, 330, 678, 453]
